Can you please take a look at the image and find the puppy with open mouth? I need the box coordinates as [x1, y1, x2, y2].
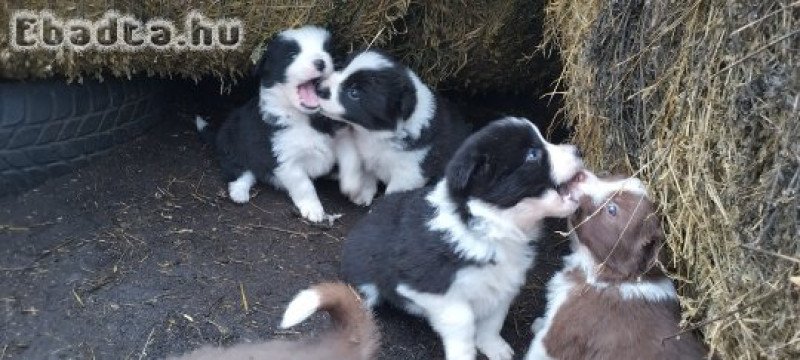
[525, 172, 709, 360]
[196, 26, 340, 223]
[314, 50, 470, 205]
[341, 117, 584, 360]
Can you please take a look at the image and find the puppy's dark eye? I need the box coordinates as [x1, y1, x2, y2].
[346, 87, 360, 100]
[607, 202, 618, 216]
[526, 148, 543, 162]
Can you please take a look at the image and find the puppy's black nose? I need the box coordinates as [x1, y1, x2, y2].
[313, 59, 325, 72]
[316, 85, 331, 100]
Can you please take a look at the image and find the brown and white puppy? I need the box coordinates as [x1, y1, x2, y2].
[525, 172, 708, 360]
[170, 282, 379, 360]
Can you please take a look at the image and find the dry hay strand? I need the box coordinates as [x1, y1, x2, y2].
[546, 0, 799, 358]
[327, 0, 411, 51]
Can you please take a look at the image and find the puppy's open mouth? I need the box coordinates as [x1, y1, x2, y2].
[298, 78, 321, 110]
[557, 171, 587, 201]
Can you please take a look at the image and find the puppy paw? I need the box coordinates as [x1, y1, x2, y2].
[477, 336, 514, 360]
[228, 184, 251, 204]
[351, 182, 378, 206]
[340, 179, 363, 203]
[297, 200, 326, 223]
[322, 213, 343, 226]
[384, 177, 425, 194]
[341, 176, 377, 207]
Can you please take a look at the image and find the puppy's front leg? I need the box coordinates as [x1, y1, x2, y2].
[384, 168, 426, 194]
[335, 130, 377, 206]
[475, 299, 514, 360]
[274, 164, 327, 223]
[228, 171, 256, 203]
[430, 302, 478, 360]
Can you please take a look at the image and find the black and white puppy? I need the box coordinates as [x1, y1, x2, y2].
[315, 50, 469, 205]
[196, 26, 339, 222]
[341, 117, 584, 360]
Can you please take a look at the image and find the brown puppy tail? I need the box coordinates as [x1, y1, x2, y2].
[280, 282, 379, 359]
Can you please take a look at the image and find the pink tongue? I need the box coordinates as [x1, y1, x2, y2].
[298, 82, 319, 108]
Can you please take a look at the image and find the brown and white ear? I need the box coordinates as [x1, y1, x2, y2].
[637, 217, 666, 274]
[638, 236, 661, 272]
[609, 215, 665, 279]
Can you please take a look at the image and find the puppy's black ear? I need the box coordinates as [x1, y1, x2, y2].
[253, 33, 280, 78]
[323, 36, 334, 58]
[446, 150, 486, 195]
[398, 78, 417, 120]
[612, 209, 664, 279]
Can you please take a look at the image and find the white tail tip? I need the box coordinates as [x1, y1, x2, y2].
[280, 289, 321, 329]
[195, 115, 208, 131]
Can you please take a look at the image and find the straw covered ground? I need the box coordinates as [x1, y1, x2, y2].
[544, 0, 799, 358]
[0, 0, 555, 93]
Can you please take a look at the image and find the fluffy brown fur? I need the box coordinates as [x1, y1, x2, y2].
[169, 282, 379, 360]
[526, 172, 709, 360]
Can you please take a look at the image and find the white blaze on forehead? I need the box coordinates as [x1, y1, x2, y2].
[279, 25, 330, 50]
[501, 116, 534, 129]
[340, 51, 395, 78]
[580, 172, 648, 204]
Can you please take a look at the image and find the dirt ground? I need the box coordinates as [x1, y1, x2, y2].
[0, 100, 571, 359]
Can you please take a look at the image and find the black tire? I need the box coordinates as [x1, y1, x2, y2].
[0, 78, 168, 197]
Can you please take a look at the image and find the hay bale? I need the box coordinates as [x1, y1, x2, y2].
[385, 0, 557, 94]
[0, 1, 550, 94]
[545, 0, 799, 358]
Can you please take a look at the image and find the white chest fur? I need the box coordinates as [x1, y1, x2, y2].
[352, 126, 429, 191]
[525, 265, 574, 360]
[451, 243, 534, 317]
[525, 245, 679, 360]
[272, 120, 336, 178]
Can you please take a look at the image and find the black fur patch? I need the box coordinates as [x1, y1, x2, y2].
[412, 96, 470, 181]
[309, 114, 345, 137]
[213, 98, 281, 183]
[341, 187, 482, 307]
[253, 35, 301, 88]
